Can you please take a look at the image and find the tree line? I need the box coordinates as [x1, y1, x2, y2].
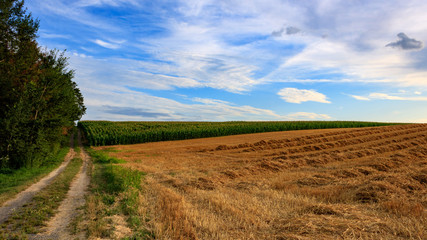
[0, 0, 86, 169]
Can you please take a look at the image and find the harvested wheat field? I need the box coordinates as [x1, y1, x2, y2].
[96, 124, 427, 239]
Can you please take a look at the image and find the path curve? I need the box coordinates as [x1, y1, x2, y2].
[0, 134, 76, 224]
[31, 130, 91, 239]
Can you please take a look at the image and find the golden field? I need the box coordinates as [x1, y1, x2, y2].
[96, 124, 427, 239]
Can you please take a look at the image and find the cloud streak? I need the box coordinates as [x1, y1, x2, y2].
[350, 92, 427, 101]
[75, 0, 140, 7]
[92, 39, 125, 49]
[287, 112, 331, 120]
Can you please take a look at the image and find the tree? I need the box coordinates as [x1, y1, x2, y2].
[0, 0, 86, 168]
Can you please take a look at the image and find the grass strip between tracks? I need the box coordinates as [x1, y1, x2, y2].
[0, 153, 83, 239]
[84, 148, 153, 239]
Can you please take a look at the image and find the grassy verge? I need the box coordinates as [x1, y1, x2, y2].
[0, 156, 83, 239]
[0, 146, 70, 206]
[84, 148, 153, 239]
[86, 148, 125, 164]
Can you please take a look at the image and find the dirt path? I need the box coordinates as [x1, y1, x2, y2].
[0, 134, 76, 224]
[31, 130, 91, 240]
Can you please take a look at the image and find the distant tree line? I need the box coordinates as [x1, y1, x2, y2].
[0, 0, 86, 169]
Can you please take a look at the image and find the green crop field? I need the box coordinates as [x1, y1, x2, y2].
[78, 121, 402, 146]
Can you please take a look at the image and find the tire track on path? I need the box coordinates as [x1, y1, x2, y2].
[0, 134, 76, 224]
[31, 130, 91, 240]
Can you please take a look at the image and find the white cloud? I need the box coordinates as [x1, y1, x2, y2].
[72, 52, 89, 58]
[40, 32, 71, 39]
[278, 88, 330, 104]
[192, 98, 231, 105]
[349, 95, 370, 101]
[369, 93, 404, 100]
[92, 39, 124, 49]
[266, 38, 427, 88]
[350, 92, 427, 101]
[133, 19, 263, 92]
[287, 112, 331, 120]
[261, 0, 427, 88]
[68, 53, 201, 91]
[133, 50, 259, 92]
[75, 0, 140, 7]
[126, 71, 202, 90]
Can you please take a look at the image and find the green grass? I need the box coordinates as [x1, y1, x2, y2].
[0, 156, 82, 238]
[0, 147, 70, 206]
[84, 149, 153, 239]
[78, 121, 404, 146]
[85, 148, 125, 164]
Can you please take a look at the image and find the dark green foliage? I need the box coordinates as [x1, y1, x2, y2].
[0, 0, 86, 169]
[0, 146, 69, 196]
[79, 121, 402, 146]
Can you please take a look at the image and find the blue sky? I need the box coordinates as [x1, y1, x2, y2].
[27, 0, 427, 122]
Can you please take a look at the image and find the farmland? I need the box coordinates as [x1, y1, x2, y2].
[78, 121, 399, 146]
[94, 124, 427, 239]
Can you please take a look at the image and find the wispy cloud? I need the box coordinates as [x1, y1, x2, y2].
[349, 95, 370, 101]
[368, 93, 406, 100]
[287, 112, 331, 120]
[92, 39, 125, 49]
[134, 50, 259, 93]
[39, 32, 71, 39]
[267, 38, 427, 88]
[192, 98, 231, 105]
[278, 88, 330, 104]
[27, 0, 427, 122]
[29, 0, 121, 31]
[75, 0, 140, 7]
[68, 54, 201, 91]
[350, 92, 427, 101]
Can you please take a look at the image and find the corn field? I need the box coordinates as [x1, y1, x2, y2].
[77, 121, 400, 146]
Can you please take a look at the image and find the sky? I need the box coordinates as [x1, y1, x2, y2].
[26, 0, 427, 122]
